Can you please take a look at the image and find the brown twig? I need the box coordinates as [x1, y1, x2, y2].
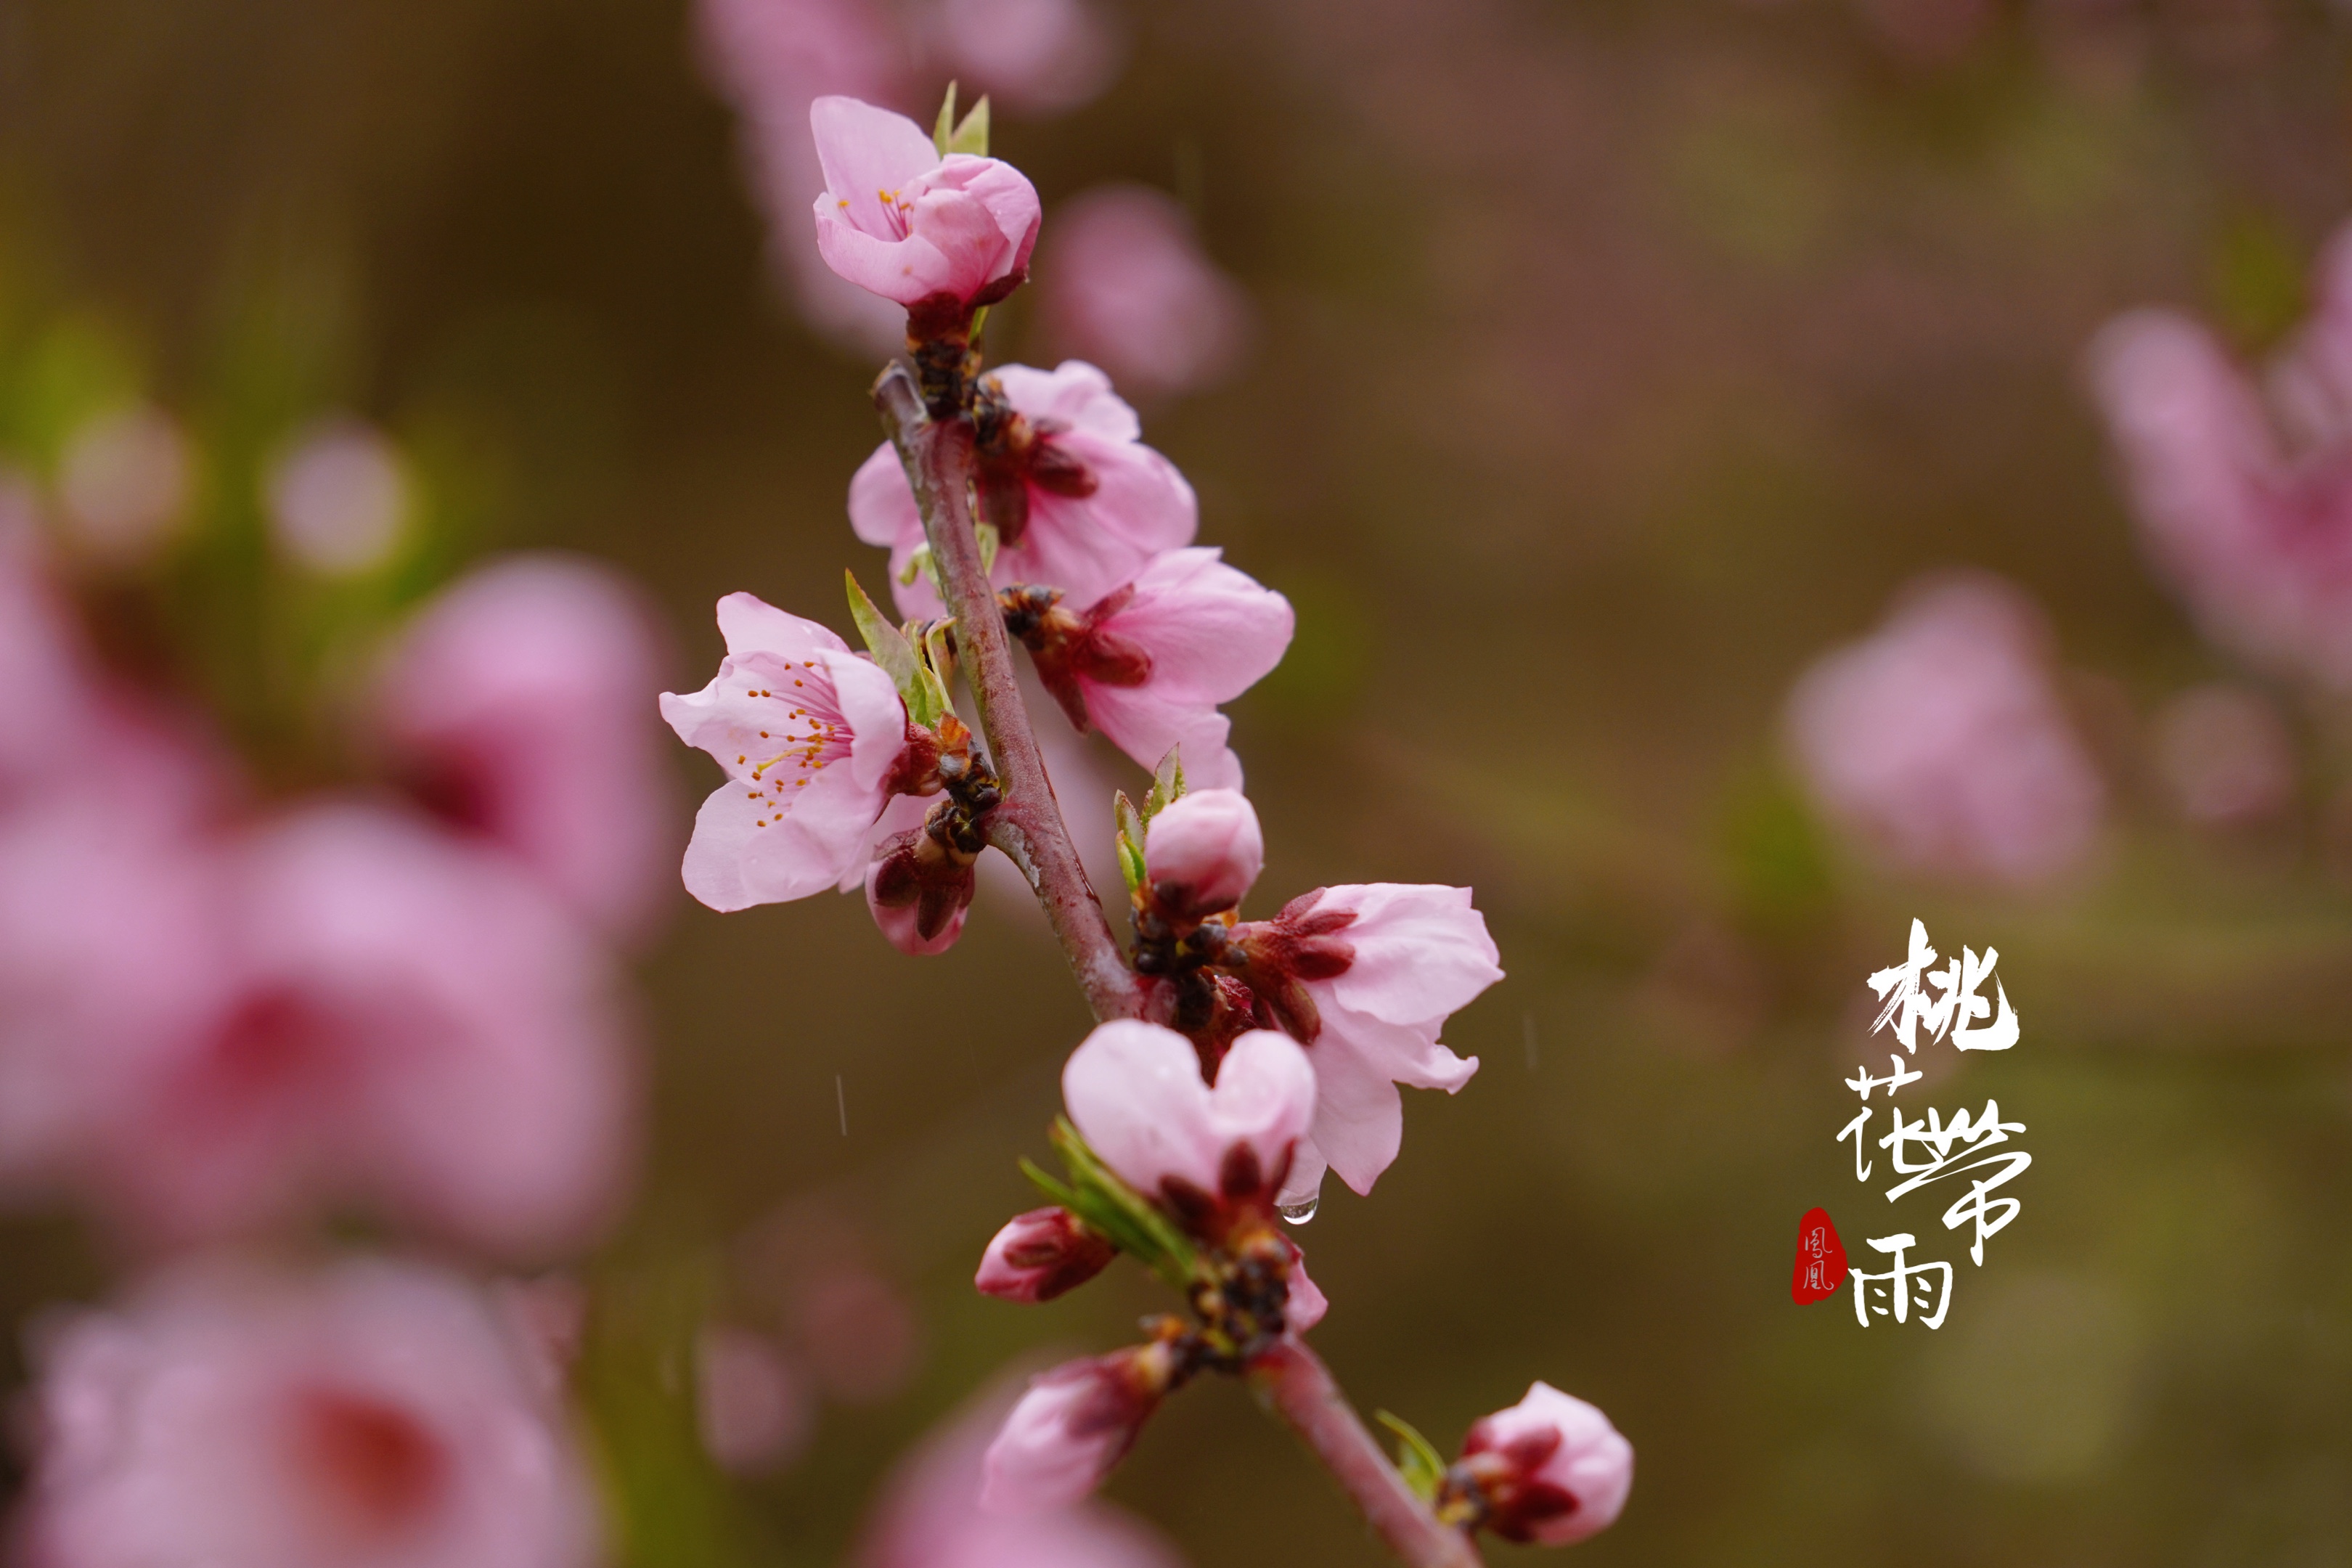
[873, 364, 1146, 1024]
[1249, 1339, 1485, 1568]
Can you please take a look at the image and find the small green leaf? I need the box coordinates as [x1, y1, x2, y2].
[932, 83, 960, 159]
[1048, 1118, 1201, 1291]
[846, 571, 936, 729]
[969, 303, 991, 342]
[897, 546, 930, 589]
[1376, 1410, 1448, 1503]
[1114, 791, 1148, 897]
[974, 520, 1000, 576]
[919, 619, 958, 717]
[1019, 1157, 1077, 1209]
[947, 94, 990, 158]
[1143, 747, 1185, 821]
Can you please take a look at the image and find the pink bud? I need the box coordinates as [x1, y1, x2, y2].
[865, 818, 977, 956]
[974, 1207, 1116, 1304]
[980, 1344, 1180, 1514]
[1143, 788, 1262, 919]
[1457, 1381, 1633, 1547]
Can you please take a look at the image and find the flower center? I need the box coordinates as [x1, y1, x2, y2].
[290, 1385, 449, 1542]
[738, 661, 857, 828]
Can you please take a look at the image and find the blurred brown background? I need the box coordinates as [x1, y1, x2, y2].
[4, 0, 2349, 1563]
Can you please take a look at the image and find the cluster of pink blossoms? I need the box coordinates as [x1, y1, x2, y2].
[0, 461, 671, 1567]
[663, 94, 1633, 1557]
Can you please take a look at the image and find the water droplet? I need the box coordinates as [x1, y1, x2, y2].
[1278, 1196, 1319, 1225]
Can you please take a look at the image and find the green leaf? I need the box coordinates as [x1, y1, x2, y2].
[947, 94, 990, 158]
[1019, 1157, 1077, 1209]
[846, 571, 936, 729]
[973, 520, 1000, 576]
[1048, 1118, 1201, 1291]
[1143, 747, 1185, 821]
[919, 619, 957, 718]
[1114, 791, 1148, 897]
[897, 544, 934, 589]
[1376, 1410, 1448, 1503]
[932, 83, 960, 159]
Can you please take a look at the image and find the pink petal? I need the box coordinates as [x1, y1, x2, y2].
[810, 95, 941, 240]
[1061, 1021, 1314, 1198]
[716, 592, 854, 661]
[1312, 883, 1503, 1028]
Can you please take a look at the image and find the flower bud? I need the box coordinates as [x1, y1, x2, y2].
[973, 1207, 1116, 1304]
[1143, 788, 1262, 920]
[1454, 1381, 1633, 1546]
[980, 1342, 1185, 1514]
[865, 808, 979, 956]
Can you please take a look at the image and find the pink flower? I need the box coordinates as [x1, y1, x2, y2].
[865, 803, 979, 955]
[928, 0, 1124, 116]
[1225, 884, 1500, 1204]
[1061, 1020, 1315, 1216]
[1042, 185, 1251, 399]
[1143, 786, 1263, 919]
[850, 361, 1198, 620]
[56, 404, 193, 566]
[16, 1255, 602, 1568]
[696, 1323, 814, 1476]
[0, 803, 634, 1257]
[661, 592, 915, 912]
[809, 96, 1040, 311]
[973, 1207, 1117, 1303]
[1454, 1381, 1633, 1548]
[693, 0, 910, 353]
[979, 1344, 1185, 1515]
[2088, 234, 2352, 689]
[1784, 573, 2105, 889]
[1016, 547, 1293, 789]
[857, 1370, 1186, 1568]
[377, 554, 676, 942]
[264, 418, 409, 577]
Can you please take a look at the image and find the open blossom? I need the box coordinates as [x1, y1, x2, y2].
[0, 802, 634, 1257]
[1042, 185, 1251, 399]
[859, 1371, 1186, 1568]
[980, 1343, 1185, 1516]
[2089, 226, 2352, 688]
[661, 592, 917, 912]
[16, 1256, 600, 1568]
[1143, 787, 1263, 919]
[852, 361, 1197, 620]
[810, 96, 1040, 311]
[1227, 884, 1500, 1204]
[974, 1207, 1117, 1303]
[1063, 1020, 1315, 1219]
[1015, 547, 1292, 790]
[377, 554, 675, 941]
[1784, 573, 2105, 889]
[1453, 1382, 1633, 1547]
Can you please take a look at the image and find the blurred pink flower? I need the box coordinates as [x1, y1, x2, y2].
[1041, 186, 1250, 399]
[0, 803, 635, 1258]
[928, 0, 1124, 116]
[377, 553, 677, 942]
[264, 417, 409, 577]
[1226, 883, 1499, 1205]
[851, 361, 1198, 619]
[1784, 573, 2106, 888]
[17, 1256, 600, 1568]
[980, 1344, 1180, 1516]
[2090, 231, 2352, 689]
[2152, 682, 2298, 826]
[696, 1323, 816, 1476]
[1142, 786, 1263, 919]
[859, 1369, 1186, 1568]
[1455, 1381, 1633, 1548]
[695, 0, 910, 352]
[1062, 1020, 1316, 1217]
[973, 1206, 1116, 1303]
[56, 404, 194, 566]
[810, 96, 1040, 311]
[661, 592, 915, 911]
[1028, 547, 1294, 790]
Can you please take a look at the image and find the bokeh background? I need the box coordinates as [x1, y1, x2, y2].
[3, 0, 2350, 1564]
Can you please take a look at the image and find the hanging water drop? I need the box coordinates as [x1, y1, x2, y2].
[1278, 1196, 1319, 1225]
